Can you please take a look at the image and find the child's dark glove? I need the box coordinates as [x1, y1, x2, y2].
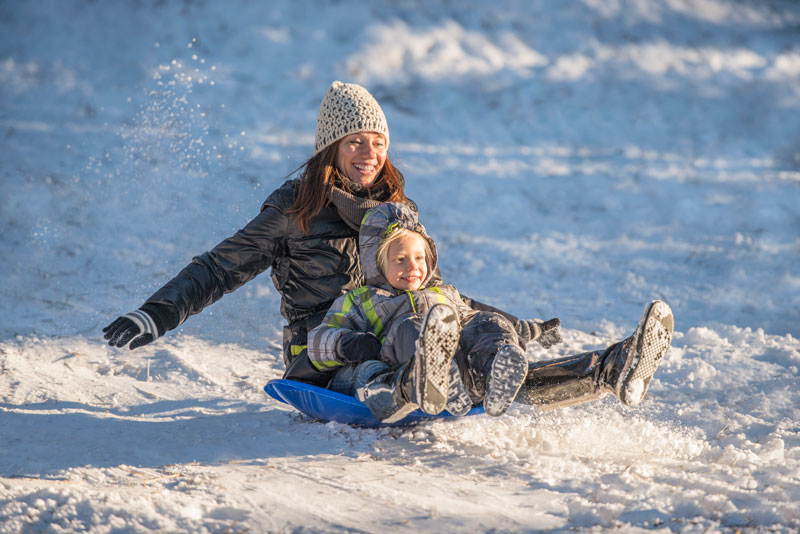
[338, 332, 382, 365]
[515, 318, 562, 349]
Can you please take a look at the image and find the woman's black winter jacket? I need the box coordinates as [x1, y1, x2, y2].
[144, 179, 363, 365]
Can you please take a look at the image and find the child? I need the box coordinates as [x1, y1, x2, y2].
[307, 202, 543, 422]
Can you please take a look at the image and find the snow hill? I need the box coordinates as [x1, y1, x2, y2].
[1, 1, 799, 532]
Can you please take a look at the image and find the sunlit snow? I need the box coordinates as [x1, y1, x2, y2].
[1, 1, 799, 532]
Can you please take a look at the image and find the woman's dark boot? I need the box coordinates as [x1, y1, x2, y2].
[601, 300, 674, 405]
[357, 304, 460, 423]
[516, 300, 674, 408]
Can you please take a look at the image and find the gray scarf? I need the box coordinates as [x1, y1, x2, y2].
[330, 186, 385, 231]
[329, 172, 412, 230]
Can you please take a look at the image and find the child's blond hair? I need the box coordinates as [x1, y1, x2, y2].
[376, 228, 434, 282]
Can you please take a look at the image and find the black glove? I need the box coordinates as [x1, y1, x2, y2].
[515, 318, 562, 349]
[103, 307, 165, 350]
[338, 332, 382, 365]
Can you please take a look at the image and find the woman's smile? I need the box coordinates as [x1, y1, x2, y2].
[336, 132, 387, 187]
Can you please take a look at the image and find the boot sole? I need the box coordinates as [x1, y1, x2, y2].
[416, 304, 460, 415]
[619, 300, 674, 406]
[484, 344, 528, 416]
[445, 359, 473, 416]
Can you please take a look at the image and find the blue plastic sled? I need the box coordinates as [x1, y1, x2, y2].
[264, 378, 484, 427]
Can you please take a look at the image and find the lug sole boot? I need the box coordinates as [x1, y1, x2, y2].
[356, 361, 418, 423]
[601, 300, 674, 406]
[356, 303, 460, 423]
[445, 359, 473, 416]
[484, 344, 529, 416]
[414, 303, 460, 415]
[516, 300, 674, 409]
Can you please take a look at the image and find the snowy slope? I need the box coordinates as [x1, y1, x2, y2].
[2, 1, 799, 532]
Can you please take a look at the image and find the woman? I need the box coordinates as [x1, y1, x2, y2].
[102, 82, 550, 380]
[104, 82, 402, 379]
[103, 81, 673, 413]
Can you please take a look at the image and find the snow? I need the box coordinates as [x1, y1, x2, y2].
[1, 0, 799, 532]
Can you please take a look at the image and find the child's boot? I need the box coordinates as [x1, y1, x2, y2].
[355, 360, 418, 424]
[445, 359, 473, 416]
[357, 304, 460, 423]
[483, 344, 528, 416]
[413, 303, 461, 414]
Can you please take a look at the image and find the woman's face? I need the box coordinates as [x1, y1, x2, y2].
[335, 132, 387, 187]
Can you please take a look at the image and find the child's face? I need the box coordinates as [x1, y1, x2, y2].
[384, 233, 428, 291]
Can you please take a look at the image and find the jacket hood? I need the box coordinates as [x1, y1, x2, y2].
[360, 202, 438, 291]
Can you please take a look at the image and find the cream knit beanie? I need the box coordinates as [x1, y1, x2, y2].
[314, 81, 389, 154]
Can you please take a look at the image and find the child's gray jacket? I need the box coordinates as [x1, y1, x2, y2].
[306, 202, 476, 372]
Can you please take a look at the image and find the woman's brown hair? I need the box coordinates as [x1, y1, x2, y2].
[288, 140, 408, 234]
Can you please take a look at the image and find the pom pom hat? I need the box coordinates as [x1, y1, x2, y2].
[314, 81, 389, 154]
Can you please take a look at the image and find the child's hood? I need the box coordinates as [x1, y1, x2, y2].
[359, 202, 439, 290]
